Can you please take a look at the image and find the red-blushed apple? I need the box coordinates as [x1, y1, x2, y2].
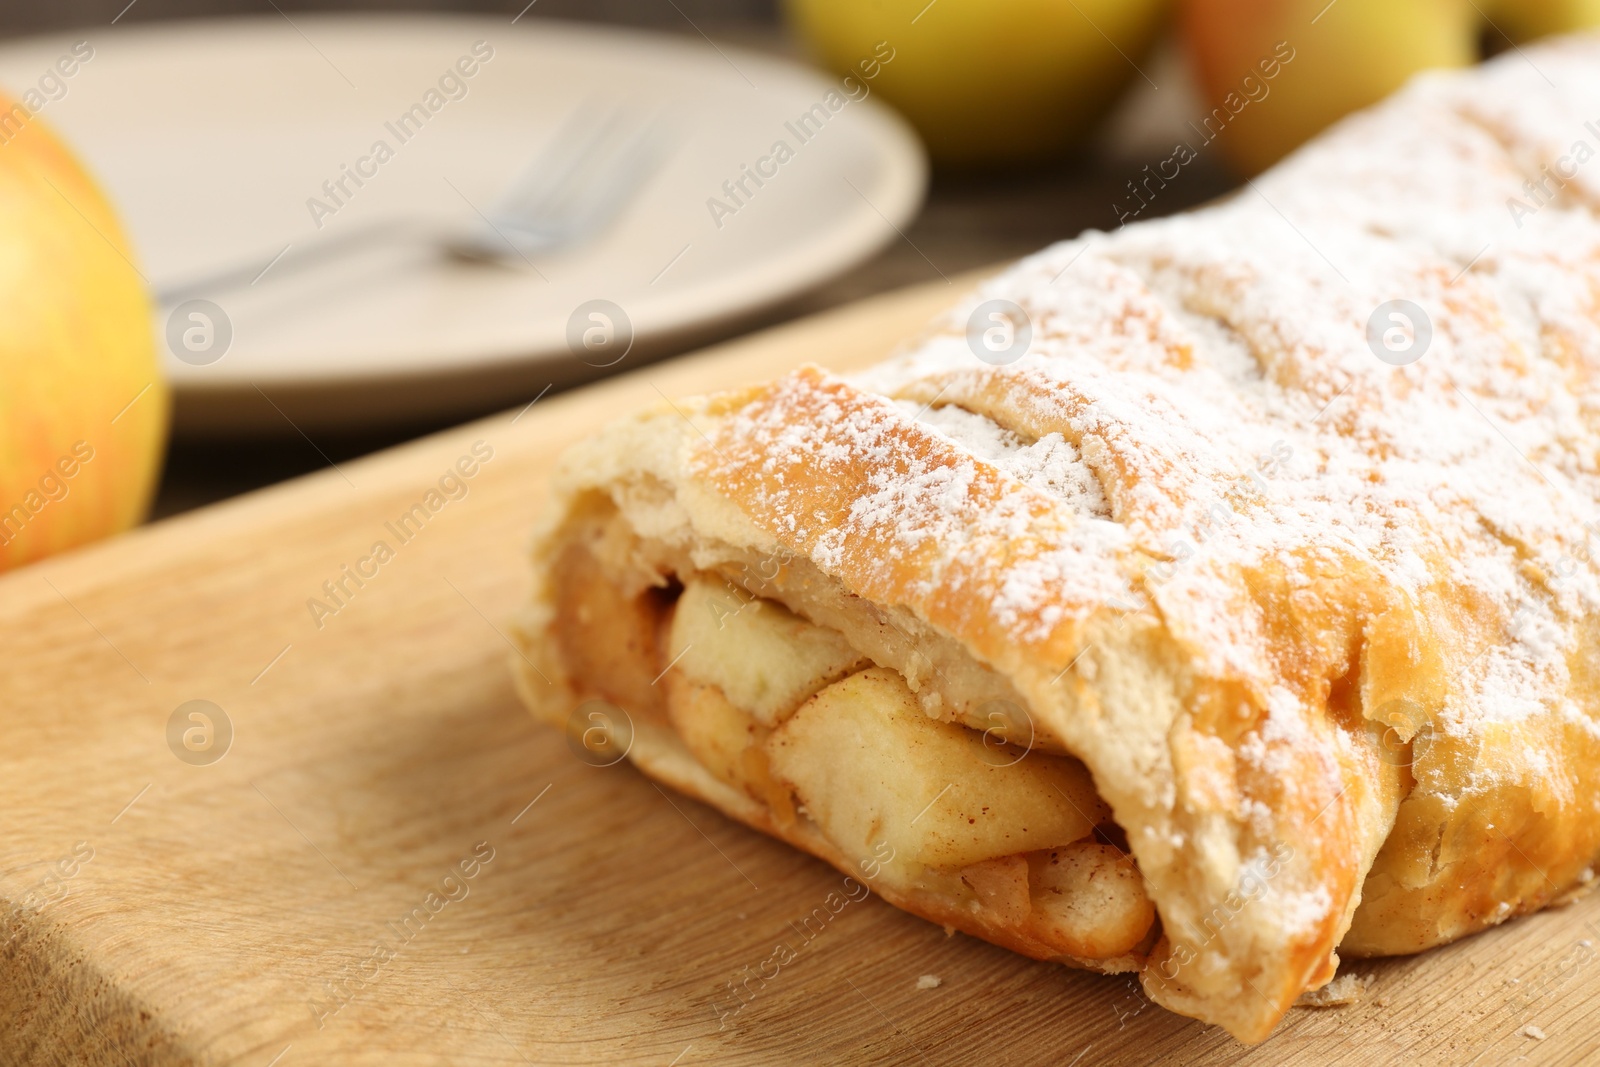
[0, 92, 168, 571]
[1181, 0, 1478, 174]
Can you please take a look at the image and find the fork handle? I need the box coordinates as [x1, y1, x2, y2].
[154, 218, 432, 305]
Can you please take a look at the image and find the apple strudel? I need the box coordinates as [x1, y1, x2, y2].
[512, 35, 1600, 1042]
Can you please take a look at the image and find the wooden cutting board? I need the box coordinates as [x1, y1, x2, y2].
[3, 273, 1597, 1067]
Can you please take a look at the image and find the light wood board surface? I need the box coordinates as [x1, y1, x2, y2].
[2, 273, 1597, 1067]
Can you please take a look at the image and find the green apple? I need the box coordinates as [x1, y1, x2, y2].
[1180, 0, 1478, 174]
[785, 0, 1172, 166]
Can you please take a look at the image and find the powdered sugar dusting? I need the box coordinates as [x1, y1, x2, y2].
[680, 39, 1600, 965]
[840, 41, 1600, 744]
[900, 400, 1111, 519]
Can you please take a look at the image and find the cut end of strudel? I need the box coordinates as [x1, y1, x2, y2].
[512, 35, 1600, 1043]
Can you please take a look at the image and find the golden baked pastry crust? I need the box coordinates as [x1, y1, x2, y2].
[514, 35, 1600, 1043]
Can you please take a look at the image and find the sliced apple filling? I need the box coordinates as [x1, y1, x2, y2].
[555, 560, 1157, 966]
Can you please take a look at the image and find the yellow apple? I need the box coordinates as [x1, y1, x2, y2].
[1483, 0, 1600, 41]
[1180, 0, 1478, 174]
[0, 93, 167, 571]
[784, 0, 1172, 165]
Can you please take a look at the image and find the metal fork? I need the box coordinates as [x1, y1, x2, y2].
[155, 102, 668, 305]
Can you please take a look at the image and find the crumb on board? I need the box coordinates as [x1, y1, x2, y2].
[916, 975, 942, 990]
[1520, 1024, 1548, 1040]
[1296, 972, 1375, 1008]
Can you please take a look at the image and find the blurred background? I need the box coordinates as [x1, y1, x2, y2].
[0, 0, 1589, 569]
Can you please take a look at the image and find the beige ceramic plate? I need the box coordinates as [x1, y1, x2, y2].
[0, 14, 925, 432]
